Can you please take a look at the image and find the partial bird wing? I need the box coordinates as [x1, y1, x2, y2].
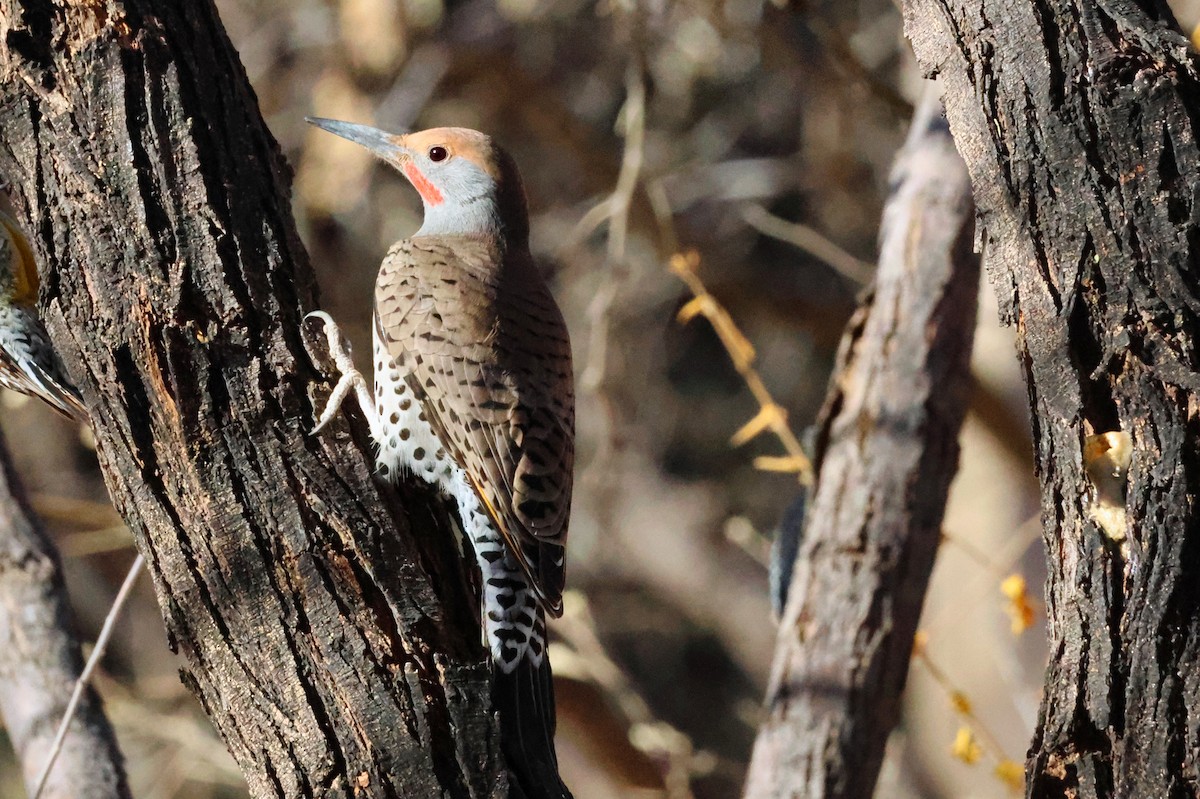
[0, 211, 86, 421]
[375, 238, 573, 614]
[0, 306, 87, 421]
[0, 209, 41, 305]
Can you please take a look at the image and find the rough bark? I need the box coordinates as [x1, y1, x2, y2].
[742, 86, 979, 799]
[0, 2, 564, 797]
[906, 1, 1200, 796]
[0, 426, 130, 799]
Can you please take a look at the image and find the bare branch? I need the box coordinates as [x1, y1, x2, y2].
[740, 205, 875, 286]
[33, 555, 143, 799]
[0, 426, 130, 799]
[743, 83, 979, 799]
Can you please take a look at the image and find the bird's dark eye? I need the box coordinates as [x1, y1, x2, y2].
[428, 146, 448, 162]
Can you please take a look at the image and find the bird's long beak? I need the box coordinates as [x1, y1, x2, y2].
[305, 117, 408, 161]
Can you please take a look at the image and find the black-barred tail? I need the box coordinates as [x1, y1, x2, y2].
[493, 650, 572, 799]
[475, 530, 550, 673]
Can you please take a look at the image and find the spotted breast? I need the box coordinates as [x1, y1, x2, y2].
[372, 236, 573, 671]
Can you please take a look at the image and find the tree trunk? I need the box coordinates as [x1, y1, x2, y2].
[743, 86, 979, 799]
[0, 2, 561, 796]
[0, 427, 131, 799]
[907, 1, 1200, 795]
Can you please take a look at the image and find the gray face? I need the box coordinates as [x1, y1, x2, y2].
[305, 118, 511, 239]
[415, 157, 502, 238]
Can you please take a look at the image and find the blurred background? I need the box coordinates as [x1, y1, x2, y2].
[18, 0, 1186, 795]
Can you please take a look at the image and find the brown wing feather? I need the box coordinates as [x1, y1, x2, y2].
[376, 238, 573, 613]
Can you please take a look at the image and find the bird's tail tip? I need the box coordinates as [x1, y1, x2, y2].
[492, 653, 573, 799]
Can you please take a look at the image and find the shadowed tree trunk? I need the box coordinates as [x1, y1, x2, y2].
[907, 1, 1200, 795]
[743, 86, 979, 799]
[0, 427, 131, 799]
[0, 2, 564, 797]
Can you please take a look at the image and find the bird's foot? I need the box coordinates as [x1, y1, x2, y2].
[306, 311, 380, 438]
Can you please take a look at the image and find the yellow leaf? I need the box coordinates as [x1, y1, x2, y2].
[1001, 573, 1036, 634]
[994, 760, 1024, 791]
[912, 630, 929, 657]
[1010, 603, 1035, 635]
[951, 727, 982, 764]
[1000, 573, 1026, 600]
[950, 691, 971, 715]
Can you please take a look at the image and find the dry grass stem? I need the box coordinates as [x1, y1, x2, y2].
[668, 250, 815, 485]
[912, 633, 1023, 792]
[32, 555, 145, 799]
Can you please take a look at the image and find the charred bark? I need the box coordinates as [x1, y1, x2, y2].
[743, 87, 979, 799]
[907, 1, 1200, 796]
[0, 2, 564, 796]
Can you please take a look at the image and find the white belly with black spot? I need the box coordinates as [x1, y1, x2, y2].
[372, 330, 454, 487]
[372, 330, 545, 670]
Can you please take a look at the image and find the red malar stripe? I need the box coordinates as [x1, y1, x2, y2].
[403, 162, 444, 206]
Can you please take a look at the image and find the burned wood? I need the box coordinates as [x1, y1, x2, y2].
[0, 2, 564, 796]
[907, 1, 1200, 795]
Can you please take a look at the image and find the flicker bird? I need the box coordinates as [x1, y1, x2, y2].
[0, 188, 85, 421]
[305, 119, 573, 674]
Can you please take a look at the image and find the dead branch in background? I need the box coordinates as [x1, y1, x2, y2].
[33, 553, 143, 799]
[740, 205, 875, 286]
[743, 84, 979, 799]
[0, 426, 130, 799]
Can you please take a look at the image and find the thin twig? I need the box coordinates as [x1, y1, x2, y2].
[924, 514, 1043, 634]
[555, 593, 697, 799]
[741, 204, 875, 285]
[668, 251, 815, 485]
[560, 197, 614, 255]
[940, 529, 1006, 573]
[912, 644, 1007, 755]
[33, 554, 145, 799]
[645, 178, 680, 256]
[911, 639, 1023, 790]
[579, 63, 647, 392]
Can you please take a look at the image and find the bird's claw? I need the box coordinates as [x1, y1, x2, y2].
[312, 365, 371, 435]
[305, 310, 378, 437]
[306, 310, 354, 362]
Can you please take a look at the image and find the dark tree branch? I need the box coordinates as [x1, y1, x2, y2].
[0, 2, 562, 796]
[743, 85, 979, 799]
[0, 426, 130, 799]
[907, 1, 1200, 795]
